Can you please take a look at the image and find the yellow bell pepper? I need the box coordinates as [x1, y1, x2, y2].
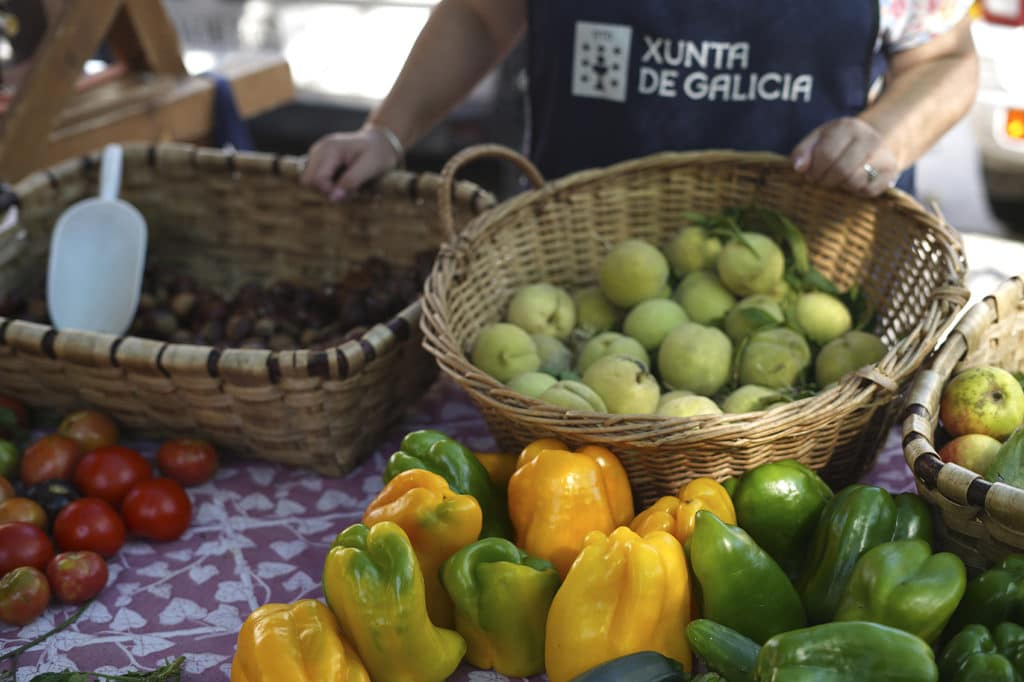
[473, 451, 519, 491]
[230, 599, 369, 682]
[545, 526, 693, 682]
[508, 440, 634, 577]
[362, 468, 482, 627]
[631, 478, 736, 545]
[323, 522, 466, 682]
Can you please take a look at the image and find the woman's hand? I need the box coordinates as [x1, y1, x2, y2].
[301, 126, 403, 201]
[790, 117, 900, 197]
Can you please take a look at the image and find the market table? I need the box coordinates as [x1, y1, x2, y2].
[2, 232, 1020, 681]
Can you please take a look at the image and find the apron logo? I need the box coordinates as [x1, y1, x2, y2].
[572, 21, 633, 103]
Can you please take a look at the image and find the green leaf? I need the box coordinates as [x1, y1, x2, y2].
[29, 674, 92, 682]
[802, 267, 840, 296]
[739, 308, 782, 332]
[738, 207, 810, 273]
[731, 335, 750, 389]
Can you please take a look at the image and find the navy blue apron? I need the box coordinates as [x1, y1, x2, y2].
[525, 1, 914, 194]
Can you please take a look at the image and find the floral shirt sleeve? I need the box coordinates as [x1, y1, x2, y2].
[879, 0, 975, 52]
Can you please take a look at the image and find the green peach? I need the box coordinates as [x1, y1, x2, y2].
[471, 322, 541, 382]
[531, 334, 574, 376]
[577, 332, 650, 374]
[507, 371, 558, 399]
[792, 291, 852, 345]
[815, 330, 888, 387]
[657, 322, 733, 396]
[623, 299, 688, 351]
[598, 239, 670, 308]
[507, 283, 576, 340]
[656, 394, 723, 418]
[717, 232, 785, 297]
[574, 286, 624, 336]
[664, 226, 723, 276]
[722, 384, 789, 413]
[539, 380, 608, 412]
[582, 355, 661, 414]
[675, 271, 736, 326]
[738, 327, 811, 389]
[724, 295, 785, 343]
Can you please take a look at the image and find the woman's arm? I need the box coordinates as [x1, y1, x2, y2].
[302, 0, 526, 198]
[791, 14, 978, 196]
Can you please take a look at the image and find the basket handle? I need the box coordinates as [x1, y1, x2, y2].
[437, 144, 546, 241]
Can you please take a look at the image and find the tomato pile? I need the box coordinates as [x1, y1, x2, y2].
[0, 397, 219, 627]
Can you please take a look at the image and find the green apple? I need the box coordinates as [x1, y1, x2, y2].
[722, 385, 789, 413]
[532, 334, 573, 376]
[574, 286, 624, 337]
[738, 327, 811, 389]
[506, 283, 576, 340]
[939, 433, 1003, 476]
[598, 239, 670, 308]
[724, 295, 785, 342]
[582, 355, 661, 414]
[664, 226, 722, 276]
[717, 232, 785, 297]
[792, 292, 852, 345]
[656, 394, 723, 418]
[577, 332, 650, 374]
[539, 380, 607, 412]
[658, 322, 733, 396]
[675, 271, 736, 326]
[815, 331, 888, 387]
[471, 322, 541, 382]
[507, 371, 558, 398]
[940, 366, 1024, 440]
[623, 299, 688, 351]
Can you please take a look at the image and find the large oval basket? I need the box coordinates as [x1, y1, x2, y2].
[0, 143, 493, 476]
[422, 145, 968, 505]
[903, 276, 1024, 570]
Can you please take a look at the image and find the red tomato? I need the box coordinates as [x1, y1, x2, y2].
[0, 566, 50, 626]
[58, 409, 120, 453]
[52, 498, 126, 557]
[0, 497, 47, 530]
[73, 446, 152, 506]
[0, 522, 54, 574]
[121, 479, 192, 542]
[46, 551, 108, 604]
[20, 434, 82, 486]
[0, 395, 29, 439]
[0, 475, 14, 502]
[156, 439, 219, 486]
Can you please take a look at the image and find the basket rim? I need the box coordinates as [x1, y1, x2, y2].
[421, 145, 970, 445]
[0, 142, 496, 383]
[902, 275, 1024, 517]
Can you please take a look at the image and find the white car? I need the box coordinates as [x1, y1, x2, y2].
[969, 1, 1024, 222]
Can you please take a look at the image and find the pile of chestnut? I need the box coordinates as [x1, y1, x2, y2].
[0, 250, 437, 351]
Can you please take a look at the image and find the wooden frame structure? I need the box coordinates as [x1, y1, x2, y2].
[0, 0, 294, 182]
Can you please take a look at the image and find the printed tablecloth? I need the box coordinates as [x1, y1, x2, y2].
[0, 375, 916, 681]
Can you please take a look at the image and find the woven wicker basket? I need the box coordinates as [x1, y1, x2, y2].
[0, 143, 493, 476]
[903, 276, 1024, 570]
[422, 144, 969, 506]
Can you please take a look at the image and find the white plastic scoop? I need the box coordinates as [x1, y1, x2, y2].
[46, 144, 148, 335]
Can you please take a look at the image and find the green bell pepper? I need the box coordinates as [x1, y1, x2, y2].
[756, 621, 939, 681]
[833, 538, 966, 643]
[440, 537, 560, 677]
[385, 429, 512, 538]
[797, 484, 898, 624]
[322, 522, 466, 682]
[938, 623, 1024, 681]
[947, 554, 1024, 633]
[686, 619, 760, 682]
[987, 426, 1024, 489]
[566, 652, 689, 682]
[690, 510, 806, 644]
[892, 492, 934, 547]
[731, 459, 833, 578]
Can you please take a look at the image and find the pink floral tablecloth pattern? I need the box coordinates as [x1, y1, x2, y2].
[1, 377, 915, 681]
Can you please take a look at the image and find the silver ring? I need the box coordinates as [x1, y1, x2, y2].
[864, 163, 880, 181]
